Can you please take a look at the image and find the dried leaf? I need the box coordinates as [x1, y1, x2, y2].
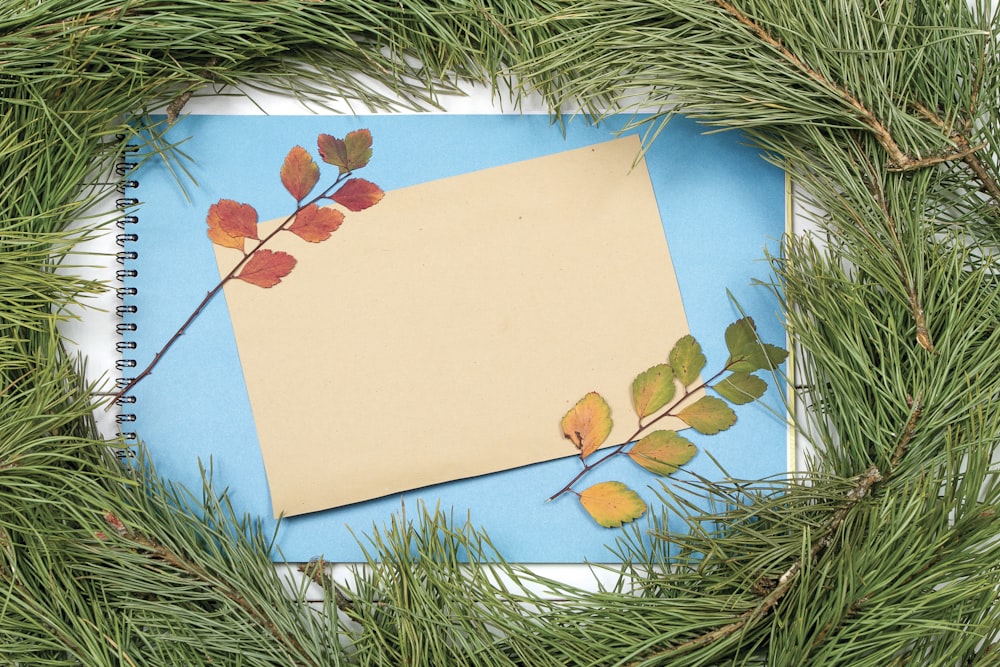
[677, 396, 737, 435]
[578, 481, 647, 528]
[725, 317, 758, 359]
[207, 199, 259, 251]
[343, 128, 373, 171]
[317, 128, 372, 174]
[713, 371, 768, 405]
[631, 363, 675, 419]
[280, 145, 320, 201]
[725, 317, 788, 372]
[627, 430, 697, 475]
[207, 226, 244, 251]
[561, 392, 612, 459]
[103, 510, 127, 536]
[331, 178, 384, 212]
[669, 334, 706, 386]
[288, 204, 344, 243]
[236, 249, 297, 288]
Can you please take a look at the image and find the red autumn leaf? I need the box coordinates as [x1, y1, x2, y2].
[280, 145, 320, 201]
[236, 249, 297, 288]
[288, 204, 345, 243]
[317, 129, 373, 174]
[331, 178, 384, 212]
[207, 199, 259, 251]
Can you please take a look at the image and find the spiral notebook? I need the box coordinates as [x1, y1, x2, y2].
[116, 114, 788, 562]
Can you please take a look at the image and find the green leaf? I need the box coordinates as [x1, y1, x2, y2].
[677, 396, 736, 435]
[631, 364, 675, 419]
[669, 335, 706, 386]
[725, 318, 788, 372]
[713, 371, 768, 405]
[578, 482, 647, 527]
[317, 129, 373, 175]
[725, 317, 758, 358]
[627, 430, 696, 475]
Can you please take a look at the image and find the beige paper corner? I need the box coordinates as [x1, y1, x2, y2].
[217, 135, 695, 517]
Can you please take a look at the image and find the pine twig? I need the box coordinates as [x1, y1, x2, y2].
[107, 515, 319, 666]
[627, 395, 924, 665]
[911, 101, 1000, 209]
[712, 0, 968, 173]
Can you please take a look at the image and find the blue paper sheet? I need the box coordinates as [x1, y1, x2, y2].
[123, 114, 787, 562]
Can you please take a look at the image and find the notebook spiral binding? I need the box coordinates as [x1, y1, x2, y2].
[114, 136, 140, 453]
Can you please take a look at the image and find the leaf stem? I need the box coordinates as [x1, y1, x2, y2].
[110, 173, 350, 405]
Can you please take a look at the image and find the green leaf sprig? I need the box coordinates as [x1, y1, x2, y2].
[552, 317, 787, 527]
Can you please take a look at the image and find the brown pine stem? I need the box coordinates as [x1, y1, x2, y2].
[110, 173, 350, 405]
[911, 101, 1000, 208]
[119, 525, 319, 665]
[625, 395, 924, 665]
[855, 139, 936, 353]
[712, 0, 973, 172]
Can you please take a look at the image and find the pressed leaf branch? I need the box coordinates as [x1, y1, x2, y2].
[553, 318, 788, 526]
[112, 129, 383, 402]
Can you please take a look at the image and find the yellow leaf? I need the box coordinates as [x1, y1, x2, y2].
[578, 482, 647, 527]
[627, 430, 697, 475]
[561, 392, 612, 459]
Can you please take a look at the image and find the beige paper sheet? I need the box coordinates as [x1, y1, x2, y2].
[217, 135, 694, 517]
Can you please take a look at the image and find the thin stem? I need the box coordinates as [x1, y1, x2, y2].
[110, 173, 350, 405]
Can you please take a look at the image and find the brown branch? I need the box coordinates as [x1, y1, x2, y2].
[166, 57, 219, 124]
[547, 363, 732, 502]
[110, 171, 351, 405]
[122, 528, 318, 665]
[625, 465, 883, 665]
[912, 102, 1000, 207]
[627, 394, 924, 664]
[890, 393, 923, 470]
[711, 0, 910, 167]
[712, 0, 978, 173]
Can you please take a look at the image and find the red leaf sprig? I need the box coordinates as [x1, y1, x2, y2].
[112, 130, 384, 402]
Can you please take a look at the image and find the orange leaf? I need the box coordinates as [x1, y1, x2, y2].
[331, 178, 384, 212]
[561, 392, 612, 459]
[236, 250, 297, 288]
[207, 199, 259, 250]
[317, 129, 372, 174]
[207, 226, 244, 251]
[280, 145, 320, 201]
[578, 482, 647, 527]
[288, 204, 344, 243]
[627, 430, 696, 476]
